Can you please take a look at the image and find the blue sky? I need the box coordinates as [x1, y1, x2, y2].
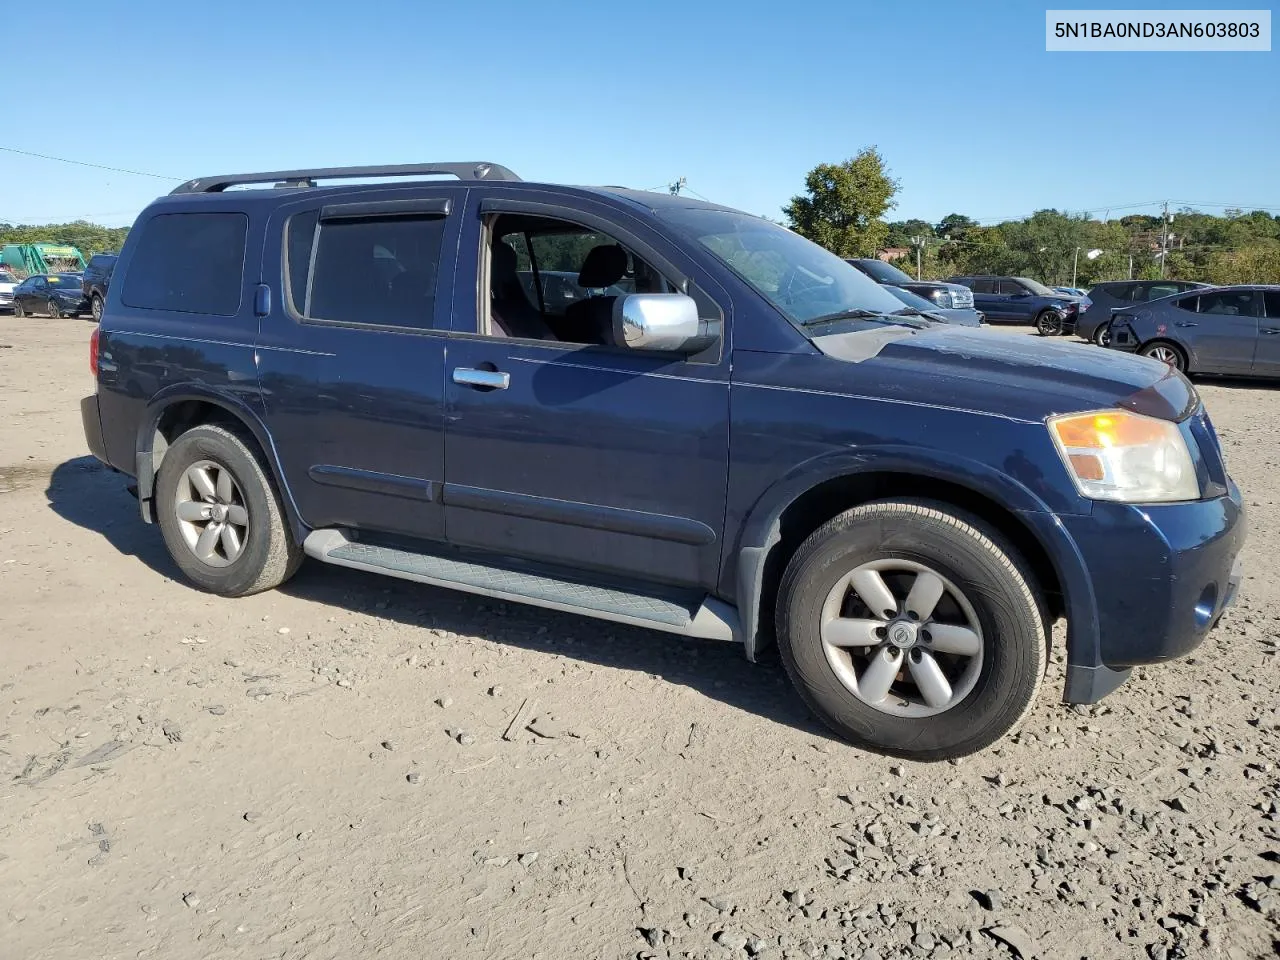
[1, 0, 1275, 227]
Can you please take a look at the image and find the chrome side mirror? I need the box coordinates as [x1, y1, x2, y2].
[611, 293, 719, 353]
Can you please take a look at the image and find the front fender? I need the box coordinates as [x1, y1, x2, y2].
[135, 384, 307, 542]
[732, 445, 1102, 680]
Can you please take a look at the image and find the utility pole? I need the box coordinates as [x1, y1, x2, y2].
[913, 237, 923, 280]
[1072, 247, 1079, 288]
[668, 177, 686, 196]
[1159, 200, 1170, 278]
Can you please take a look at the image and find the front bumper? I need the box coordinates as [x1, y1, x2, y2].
[1060, 484, 1245, 693]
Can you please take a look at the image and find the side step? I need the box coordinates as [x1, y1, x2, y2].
[303, 530, 740, 643]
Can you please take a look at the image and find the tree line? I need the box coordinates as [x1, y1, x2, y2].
[0, 220, 130, 265]
[784, 148, 1280, 286]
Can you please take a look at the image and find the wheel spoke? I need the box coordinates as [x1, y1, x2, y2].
[905, 571, 945, 621]
[194, 522, 221, 559]
[858, 647, 903, 704]
[821, 617, 882, 648]
[226, 504, 249, 526]
[215, 468, 234, 504]
[176, 501, 209, 522]
[219, 523, 243, 560]
[926, 623, 981, 657]
[188, 466, 217, 500]
[909, 651, 953, 709]
[850, 569, 897, 620]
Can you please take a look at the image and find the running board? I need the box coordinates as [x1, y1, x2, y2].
[303, 530, 740, 643]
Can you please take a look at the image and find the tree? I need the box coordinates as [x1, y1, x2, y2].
[885, 219, 934, 248]
[783, 148, 899, 257]
[935, 213, 977, 238]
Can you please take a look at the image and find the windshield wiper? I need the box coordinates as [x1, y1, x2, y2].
[801, 308, 892, 326]
[891, 307, 933, 317]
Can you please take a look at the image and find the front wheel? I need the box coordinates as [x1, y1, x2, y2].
[1092, 321, 1112, 347]
[155, 424, 303, 596]
[46, 299, 61, 319]
[1034, 309, 1062, 336]
[776, 499, 1047, 760]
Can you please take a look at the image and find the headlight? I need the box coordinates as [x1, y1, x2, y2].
[1048, 409, 1199, 503]
[933, 291, 955, 308]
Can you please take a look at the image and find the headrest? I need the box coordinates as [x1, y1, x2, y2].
[577, 244, 627, 289]
[491, 241, 518, 285]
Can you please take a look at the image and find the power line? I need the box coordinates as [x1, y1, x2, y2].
[0, 145, 177, 180]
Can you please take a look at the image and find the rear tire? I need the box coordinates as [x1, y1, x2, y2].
[155, 424, 303, 597]
[775, 499, 1047, 761]
[1139, 340, 1187, 373]
[46, 299, 61, 319]
[1034, 310, 1062, 336]
[90, 294, 103, 322]
[1092, 321, 1112, 347]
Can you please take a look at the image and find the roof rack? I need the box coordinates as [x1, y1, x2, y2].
[170, 161, 520, 195]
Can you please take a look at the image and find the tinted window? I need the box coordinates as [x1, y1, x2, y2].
[1139, 283, 1180, 301]
[998, 279, 1026, 295]
[303, 215, 445, 328]
[121, 212, 247, 316]
[1174, 295, 1199, 313]
[1198, 290, 1259, 317]
[850, 258, 915, 285]
[285, 209, 319, 315]
[971, 279, 997, 294]
[1097, 282, 1135, 302]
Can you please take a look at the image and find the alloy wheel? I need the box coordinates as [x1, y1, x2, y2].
[173, 460, 250, 567]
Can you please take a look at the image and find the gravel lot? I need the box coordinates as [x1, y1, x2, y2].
[2, 316, 1278, 960]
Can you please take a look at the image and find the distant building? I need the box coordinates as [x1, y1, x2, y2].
[878, 247, 909, 262]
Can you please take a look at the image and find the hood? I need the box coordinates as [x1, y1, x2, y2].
[809, 325, 1196, 422]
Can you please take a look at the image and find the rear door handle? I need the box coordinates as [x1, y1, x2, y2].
[1174, 321, 1198, 328]
[453, 367, 510, 390]
[1262, 328, 1280, 335]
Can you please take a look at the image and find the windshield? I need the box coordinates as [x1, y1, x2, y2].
[48, 275, 78, 284]
[0, 272, 16, 283]
[852, 258, 915, 285]
[659, 208, 907, 324]
[1016, 277, 1058, 296]
[883, 285, 939, 312]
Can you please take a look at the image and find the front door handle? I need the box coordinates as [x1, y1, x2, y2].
[1262, 328, 1280, 335]
[453, 367, 510, 390]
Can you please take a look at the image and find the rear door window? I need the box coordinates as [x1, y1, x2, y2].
[1198, 290, 1260, 317]
[1100, 283, 1135, 302]
[997, 279, 1025, 295]
[1174, 295, 1199, 313]
[287, 212, 446, 329]
[121, 212, 248, 316]
[971, 278, 996, 294]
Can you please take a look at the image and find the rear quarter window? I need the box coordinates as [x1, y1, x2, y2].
[120, 212, 248, 316]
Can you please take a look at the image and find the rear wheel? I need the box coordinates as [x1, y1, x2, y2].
[90, 294, 103, 322]
[46, 299, 61, 319]
[776, 499, 1047, 760]
[1034, 309, 1062, 336]
[13, 301, 24, 317]
[155, 424, 303, 596]
[1140, 341, 1186, 372]
[1092, 321, 1112, 347]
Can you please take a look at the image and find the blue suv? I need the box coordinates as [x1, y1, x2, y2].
[950, 275, 1087, 335]
[80, 162, 1244, 759]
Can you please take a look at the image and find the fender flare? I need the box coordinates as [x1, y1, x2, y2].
[732, 445, 1100, 673]
[135, 384, 308, 542]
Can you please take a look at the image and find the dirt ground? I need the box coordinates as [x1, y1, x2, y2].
[2, 315, 1278, 960]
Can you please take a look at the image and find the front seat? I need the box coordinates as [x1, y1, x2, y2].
[558, 244, 628, 344]
[490, 241, 554, 340]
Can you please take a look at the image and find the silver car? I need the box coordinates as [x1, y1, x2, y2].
[1077, 279, 1211, 346]
[1108, 285, 1280, 376]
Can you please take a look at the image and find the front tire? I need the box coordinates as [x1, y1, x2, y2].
[155, 424, 303, 596]
[776, 499, 1047, 761]
[90, 294, 103, 322]
[1034, 310, 1062, 336]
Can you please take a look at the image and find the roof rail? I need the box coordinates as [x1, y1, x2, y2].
[170, 162, 520, 195]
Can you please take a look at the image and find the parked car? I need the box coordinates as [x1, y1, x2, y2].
[11, 273, 88, 318]
[81, 253, 118, 322]
[1077, 280, 1211, 346]
[882, 284, 985, 327]
[1108, 285, 1280, 376]
[81, 161, 1244, 760]
[949, 275, 1088, 335]
[0, 269, 17, 312]
[846, 258, 976, 311]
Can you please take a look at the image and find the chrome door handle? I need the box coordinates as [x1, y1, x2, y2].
[1175, 321, 1198, 327]
[453, 367, 510, 390]
[1262, 328, 1280, 335]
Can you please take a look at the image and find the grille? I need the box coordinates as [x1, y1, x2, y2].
[950, 287, 974, 308]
